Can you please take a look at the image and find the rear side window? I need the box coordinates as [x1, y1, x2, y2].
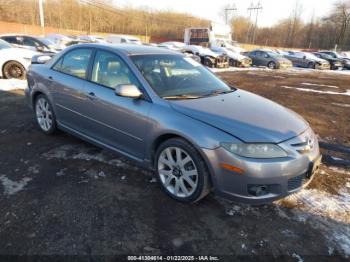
[2, 36, 19, 44]
[91, 50, 140, 89]
[53, 48, 92, 79]
[22, 37, 40, 47]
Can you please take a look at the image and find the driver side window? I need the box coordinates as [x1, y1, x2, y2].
[91, 50, 140, 89]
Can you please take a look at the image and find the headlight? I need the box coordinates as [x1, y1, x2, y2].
[221, 143, 288, 158]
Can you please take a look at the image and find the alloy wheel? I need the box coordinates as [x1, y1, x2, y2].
[35, 97, 53, 132]
[157, 147, 198, 198]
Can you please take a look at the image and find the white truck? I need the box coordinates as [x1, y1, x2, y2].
[184, 22, 239, 50]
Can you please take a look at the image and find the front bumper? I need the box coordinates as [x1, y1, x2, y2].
[202, 129, 321, 204]
[316, 63, 331, 70]
[278, 62, 293, 69]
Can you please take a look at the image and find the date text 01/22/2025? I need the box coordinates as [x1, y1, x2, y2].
[127, 255, 220, 261]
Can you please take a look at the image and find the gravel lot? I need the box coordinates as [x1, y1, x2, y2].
[0, 68, 349, 260]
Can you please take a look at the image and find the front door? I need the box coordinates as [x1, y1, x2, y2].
[83, 50, 152, 159]
[49, 48, 94, 133]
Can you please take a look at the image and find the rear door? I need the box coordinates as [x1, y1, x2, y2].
[254, 51, 265, 66]
[49, 48, 94, 133]
[82, 50, 152, 159]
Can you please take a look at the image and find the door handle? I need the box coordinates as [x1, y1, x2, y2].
[48, 76, 54, 81]
[86, 91, 96, 100]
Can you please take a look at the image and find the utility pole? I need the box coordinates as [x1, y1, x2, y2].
[224, 4, 237, 25]
[247, 1, 263, 44]
[38, 0, 45, 34]
[246, 2, 254, 44]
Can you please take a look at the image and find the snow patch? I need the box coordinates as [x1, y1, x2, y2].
[280, 185, 350, 256]
[301, 83, 338, 89]
[332, 103, 350, 108]
[0, 175, 32, 196]
[0, 79, 27, 91]
[43, 144, 130, 168]
[281, 86, 350, 96]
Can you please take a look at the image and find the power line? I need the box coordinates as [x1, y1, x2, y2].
[79, 0, 204, 29]
[224, 4, 237, 25]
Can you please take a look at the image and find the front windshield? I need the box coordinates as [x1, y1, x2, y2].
[266, 51, 281, 57]
[39, 38, 54, 46]
[0, 39, 12, 49]
[131, 54, 233, 99]
[304, 53, 319, 59]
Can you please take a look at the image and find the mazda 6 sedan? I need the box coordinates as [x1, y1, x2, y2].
[25, 44, 321, 204]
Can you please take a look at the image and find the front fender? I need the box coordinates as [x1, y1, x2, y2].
[145, 103, 238, 161]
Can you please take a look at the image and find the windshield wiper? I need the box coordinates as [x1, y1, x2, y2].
[162, 94, 201, 100]
[200, 89, 235, 97]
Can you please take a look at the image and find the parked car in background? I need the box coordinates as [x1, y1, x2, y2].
[244, 49, 292, 69]
[211, 46, 252, 67]
[45, 34, 73, 50]
[158, 42, 201, 63]
[79, 35, 106, 43]
[106, 35, 142, 45]
[183, 45, 229, 68]
[0, 34, 59, 53]
[25, 43, 321, 204]
[318, 51, 350, 70]
[313, 52, 342, 70]
[158, 41, 186, 49]
[0, 39, 39, 79]
[64, 39, 90, 47]
[284, 51, 330, 70]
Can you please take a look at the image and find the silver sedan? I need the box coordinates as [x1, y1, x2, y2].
[25, 44, 321, 204]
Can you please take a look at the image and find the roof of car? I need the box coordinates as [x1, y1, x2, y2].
[73, 43, 181, 55]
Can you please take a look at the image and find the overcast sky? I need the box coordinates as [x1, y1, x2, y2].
[119, 0, 338, 27]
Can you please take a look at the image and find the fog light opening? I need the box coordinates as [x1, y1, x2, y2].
[248, 185, 269, 197]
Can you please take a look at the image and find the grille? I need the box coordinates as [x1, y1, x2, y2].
[288, 175, 304, 191]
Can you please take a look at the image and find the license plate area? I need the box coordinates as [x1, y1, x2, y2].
[305, 156, 322, 179]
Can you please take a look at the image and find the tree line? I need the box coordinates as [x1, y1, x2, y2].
[1, 0, 349, 50]
[0, 0, 209, 39]
[231, 1, 350, 51]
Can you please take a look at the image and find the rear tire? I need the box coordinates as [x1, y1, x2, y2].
[308, 62, 316, 69]
[267, 61, 276, 69]
[34, 94, 57, 135]
[229, 59, 237, 67]
[3, 61, 26, 80]
[155, 138, 211, 203]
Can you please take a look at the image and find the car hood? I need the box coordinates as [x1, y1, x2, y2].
[226, 50, 249, 61]
[4, 47, 40, 58]
[309, 56, 327, 63]
[169, 90, 308, 143]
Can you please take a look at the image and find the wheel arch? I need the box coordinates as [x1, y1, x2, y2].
[150, 132, 214, 186]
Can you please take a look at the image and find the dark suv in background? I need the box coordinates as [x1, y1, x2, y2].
[318, 51, 350, 70]
[313, 52, 343, 70]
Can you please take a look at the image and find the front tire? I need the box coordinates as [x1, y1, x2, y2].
[3, 61, 26, 80]
[34, 94, 57, 135]
[155, 138, 211, 203]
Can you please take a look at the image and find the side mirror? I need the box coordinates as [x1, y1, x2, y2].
[31, 54, 53, 64]
[37, 46, 45, 52]
[115, 84, 142, 99]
